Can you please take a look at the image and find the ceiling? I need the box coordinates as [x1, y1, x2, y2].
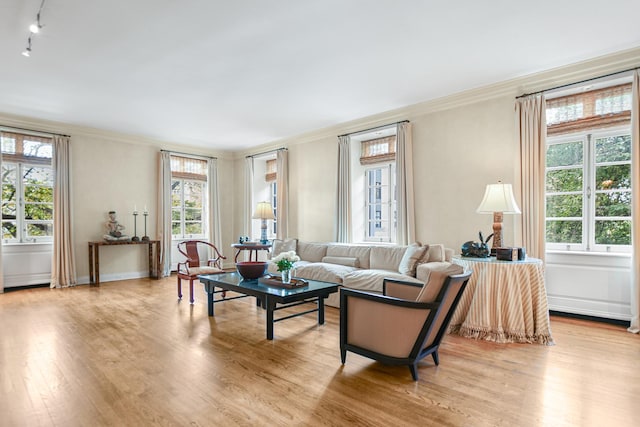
[2, 1, 640, 151]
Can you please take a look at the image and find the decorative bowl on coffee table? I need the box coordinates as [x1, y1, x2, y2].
[236, 261, 267, 280]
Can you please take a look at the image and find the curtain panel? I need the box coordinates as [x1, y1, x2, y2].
[207, 158, 222, 251]
[276, 150, 289, 239]
[244, 157, 254, 238]
[395, 122, 415, 245]
[629, 70, 640, 334]
[336, 135, 351, 242]
[51, 135, 77, 288]
[157, 152, 172, 277]
[516, 95, 547, 261]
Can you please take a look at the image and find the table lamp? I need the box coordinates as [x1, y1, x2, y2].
[476, 181, 521, 255]
[252, 201, 276, 244]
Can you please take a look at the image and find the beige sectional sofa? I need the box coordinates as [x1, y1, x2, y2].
[267, 240, 454, 307]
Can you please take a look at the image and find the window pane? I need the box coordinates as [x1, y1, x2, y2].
[184, 208, 202, 221]
[172, 222, 181, 235]
[2, 164, 17, 183]
[23, 140, 53, 158]
[2, 200, 16, 219]
[546, 141, 583, 167]
[24, 186, 53, 203]
[171, 209, 181, 221]
[185, 222, 202, 235]
[546, 194, 582, 217]
[546, 220, 582, 244]
[26, 222, 53, 237]
[184, 181, 203, 208]
[596, 164, 631, 190]
[595, 135, 631, 163]
[595, 220, 631, 245]
[1, 136, 16, 154]
[24, 166, 53, 185]
[172, 181, 182, 207]
[546, 169, 582, 192]
[25, 204, 53, 220]
[2, 221, 17, 239]
[595, 192, 631, 217]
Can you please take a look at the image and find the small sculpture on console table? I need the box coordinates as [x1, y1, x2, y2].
[461, 231, 492, 258]
[103, 211, 131, 241]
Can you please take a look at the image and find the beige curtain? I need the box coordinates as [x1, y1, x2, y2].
[276, 149, 289, 239]
[207, 158, 222, 251]
[0, 142, 3, 294]
[629, 70, 640, 334]
[244, 157, 254, 238]
[516, 95, 547, 261]
[50, 135, 77, 288]
[395, 122, 415, 245]
[336, 135, 351, 242]
[157, 152, 172, 277]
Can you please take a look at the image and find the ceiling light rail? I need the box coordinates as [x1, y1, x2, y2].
[22, 0, 47, 57]
[516, 66, 640, 99]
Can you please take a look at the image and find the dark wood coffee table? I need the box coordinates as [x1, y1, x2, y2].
[198, 272, 339, 340]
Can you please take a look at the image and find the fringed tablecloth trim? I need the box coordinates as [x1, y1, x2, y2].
[449, 324, 555, 346]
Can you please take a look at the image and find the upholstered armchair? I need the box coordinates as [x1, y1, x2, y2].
[176, 240, 226, 303]
[340, 264, 470, 380]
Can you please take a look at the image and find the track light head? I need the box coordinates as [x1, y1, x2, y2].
[29, 23, 41, 33]
[22, 47, 31, 57]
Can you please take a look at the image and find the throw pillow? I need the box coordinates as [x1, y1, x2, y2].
[272, 238, 297, 258]
[398, 243, 428, 277]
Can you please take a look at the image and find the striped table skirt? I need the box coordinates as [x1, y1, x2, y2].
[450, 256, 554, 345]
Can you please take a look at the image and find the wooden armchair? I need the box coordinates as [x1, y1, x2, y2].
[340, 265, 470, 380]
[176, 240, 226, 303]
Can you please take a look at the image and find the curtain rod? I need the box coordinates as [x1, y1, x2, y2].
[516, 66, 639, 99]
[246, 147, 287, 158]
[160, 149, 217, 160]
[0, 124, 70, 138]
[338, 120, 409, 138]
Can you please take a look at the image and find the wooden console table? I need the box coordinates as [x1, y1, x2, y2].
[231, 243, 272, 262]
[88, 240, 160, 285]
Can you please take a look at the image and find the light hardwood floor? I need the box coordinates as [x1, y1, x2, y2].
[1, 276, 639, 427]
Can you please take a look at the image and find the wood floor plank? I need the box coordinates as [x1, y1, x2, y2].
[1, 276, 639, 426]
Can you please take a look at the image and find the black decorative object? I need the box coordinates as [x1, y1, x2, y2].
[142, 210, 149, 242]
[131, 210, 140, 242]
[461, 231, 493, 258]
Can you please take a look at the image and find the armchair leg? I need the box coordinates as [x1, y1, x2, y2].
[409, 364, 419, 381]
[340, 347, 347, 364]
[189, 280, 195, 304]
[432, 350, 440, 366]
[177, 278, 183, 300]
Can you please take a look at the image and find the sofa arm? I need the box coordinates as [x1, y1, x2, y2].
[416, 261, 453, 283]
[383, 278, 423, 300]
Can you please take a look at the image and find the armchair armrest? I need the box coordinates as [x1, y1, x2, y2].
[416, 261, 452, 283]
[340, 288, 438, 358]
[383, 277, 423, 300]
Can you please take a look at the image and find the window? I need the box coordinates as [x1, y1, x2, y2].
[1, 131, 54, 243]
[545, 83, 632, 252]
[364, 164, 396, 242]
[170, 155, 207, 239]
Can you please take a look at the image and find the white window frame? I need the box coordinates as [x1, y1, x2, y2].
[363, 163, 396, 243]
[546, 126, 631, 253]
[171, 177, 207, 240]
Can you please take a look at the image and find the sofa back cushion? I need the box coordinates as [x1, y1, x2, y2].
[321, 256, 360, 268]
[271, 238, 297, 258]
[423, 243, 446, 263]
[369, 245, 408, 271]
[297, 242, 328, 262]
[326, 244, 371, 269]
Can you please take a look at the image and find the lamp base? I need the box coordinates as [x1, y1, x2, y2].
[491, 211, 503, 256]
[260, 221, 269, 245]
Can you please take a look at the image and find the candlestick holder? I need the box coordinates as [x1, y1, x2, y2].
[131, 211, 140, 241]
[142, 211, 149, 241]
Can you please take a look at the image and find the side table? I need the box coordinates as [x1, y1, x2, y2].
[231, 243, 272, 262]
[451, 256, 553, 345]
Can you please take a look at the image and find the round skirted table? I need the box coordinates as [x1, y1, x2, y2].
[450, 256, 554, 345]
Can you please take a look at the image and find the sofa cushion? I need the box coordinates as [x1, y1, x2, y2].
[326, 244, 371, 269]
[295, 262, 356, 284]
[343, 269, 423, 294]
[370, 245, 408, 271]
[321, 256, 360, 268]
[398, 243, 428, 277]
[297, 242, 328, 262]
[416, 263, 464, 303]
[423, 243, 446, 263]
[271, 238, 297, 257]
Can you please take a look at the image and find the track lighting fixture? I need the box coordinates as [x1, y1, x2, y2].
[22, 0, 46, 57]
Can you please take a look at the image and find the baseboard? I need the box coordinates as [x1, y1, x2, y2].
[549, 310, 630, 327]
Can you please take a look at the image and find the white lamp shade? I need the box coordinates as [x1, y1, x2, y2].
[252, 201, 276, 220]
[476, 183, 521, 214]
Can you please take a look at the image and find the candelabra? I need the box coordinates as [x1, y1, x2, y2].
[142, 210, 149, 241]
[131, 210, 140, 241]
